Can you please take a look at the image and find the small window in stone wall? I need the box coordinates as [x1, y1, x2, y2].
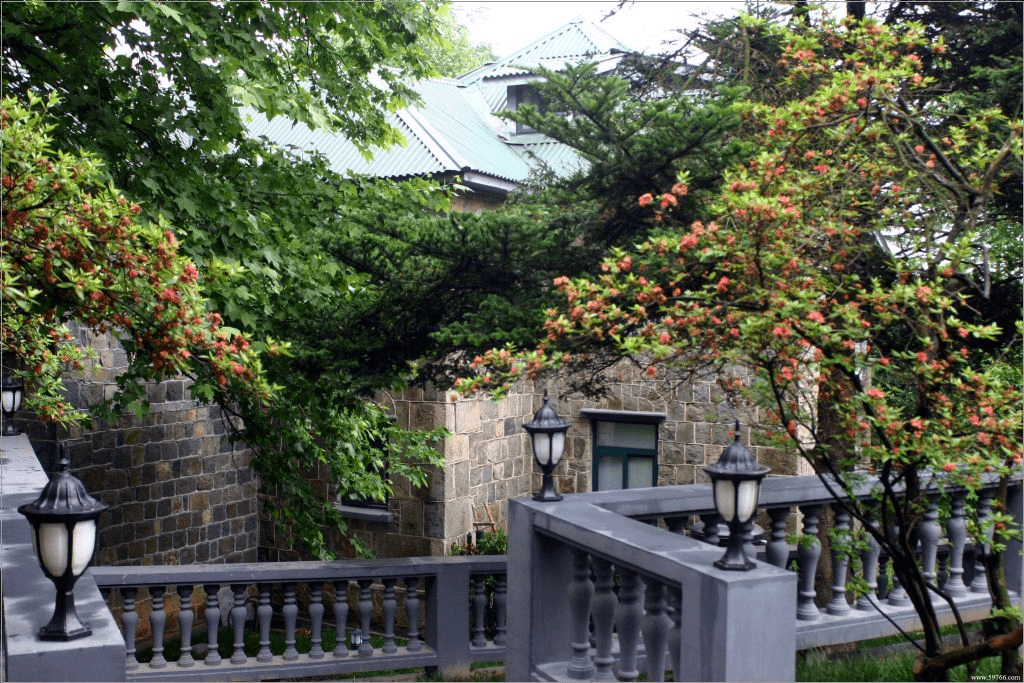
[338, 426, 392, 518]
[340, 461, 390, 510]
[582, 410, 666, 492]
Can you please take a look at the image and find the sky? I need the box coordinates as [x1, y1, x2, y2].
[452, 1, 752, 55]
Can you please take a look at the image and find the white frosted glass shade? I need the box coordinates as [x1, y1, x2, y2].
[736, 479, 760, 523]
[532, 431, 566, 466]
[714, 479, 736, 523]
[2, 389, 16, 413]
[550, 431, 565, 466]
[532, 433, 551, 465]
[38, 520, 96, 577]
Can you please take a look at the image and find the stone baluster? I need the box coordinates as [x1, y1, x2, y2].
[282, 582, 299, 661]
[230, 584, 248, 664]
[381, 578, 398, 654]
[766, 506, 791, 568]
[826, 506, 852, 616]
[403, 577, 421, 652]
[309, 583, 326, 659]
[333, 580, 350, 657]
[176, 585, 195, 667]
[667, 587, 682, 680]
[471, 574, 487, 647]
[920, 495, 941, 597]
[357, 579, 373, 655]
[665, 516, 687, 535]
[257, 583, 274, 663]
[122, 587, 139, 670]
[887, 526, 910, 607]
[590, 557, 617, 682]
[567, 548, 595, 680]
[971, 490, 994, 593]
[700, 512, 721, 546]
[142, 587, 165, 669]
[857, 511, 882, 611]
[796, 505, 822, 621]
[615, 568, 644, 682]
[944, 491, 968, 597]
[203, 584, 222, 665]
[641, 578, 669, 683]
[493, 573, 507, 647]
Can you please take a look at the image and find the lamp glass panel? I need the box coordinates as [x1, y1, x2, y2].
[714, 479, 736, 523]
[39, 522, 70, 577]
[595, 422, 655, 449]
[71, 519, 96, 576]
[596, 456, 624, 491]
[736, 479, 760, 523]
[532, 432, 551, 466]
[2, 389, 14, 413]
[627, 456, 654, 488]
[550, 432, 566, 466]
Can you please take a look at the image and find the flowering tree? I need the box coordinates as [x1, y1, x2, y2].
[1, 94, 273, 427]
[460, 18, 1022, 680]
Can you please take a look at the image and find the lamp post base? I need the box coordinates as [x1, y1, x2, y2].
[714, 535, 756, 571]
[39, 586, 92, 641]
[533, 471, 563, 502]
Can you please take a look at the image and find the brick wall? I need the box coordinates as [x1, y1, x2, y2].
[25, 326, 260, 567]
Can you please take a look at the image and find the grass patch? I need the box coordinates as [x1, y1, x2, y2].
[797, 646, 1003, 682]
[797, 624, 1004, 682]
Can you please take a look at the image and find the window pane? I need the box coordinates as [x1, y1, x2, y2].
[595, 422, 656, 450]
[597, 456, 624, 491]
[627, 456, 655, 488]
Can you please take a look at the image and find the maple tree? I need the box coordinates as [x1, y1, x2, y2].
[461, 17, 1022, 680]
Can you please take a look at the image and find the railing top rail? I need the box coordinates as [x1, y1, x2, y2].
[522, 496, 778, 587]
[577, 470, 1018, 521]
[91, 554, 507, 588]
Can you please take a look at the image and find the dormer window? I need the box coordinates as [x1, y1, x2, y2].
[507, 84, 547, 134]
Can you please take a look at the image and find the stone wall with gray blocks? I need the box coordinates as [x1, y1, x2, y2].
[550, 361, 808, 498]
[335, 361, 802, 559]
[22, 326, 260, 567]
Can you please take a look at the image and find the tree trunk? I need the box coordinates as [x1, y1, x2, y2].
[913, 625, 1023, 681]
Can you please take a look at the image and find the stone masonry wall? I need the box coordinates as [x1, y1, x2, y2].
[311, 360, 806, 560]
[551, 361, 808, 497]
[24, 327, 260, 567]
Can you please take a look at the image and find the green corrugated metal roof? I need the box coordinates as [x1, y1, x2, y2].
[245, 19, 622, 193]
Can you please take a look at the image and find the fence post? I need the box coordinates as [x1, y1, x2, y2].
[506, 499, 574, 682]
[677, 550, 797, 682]
[424, 560, 471, 679]
[1005, 481, 1023, 598]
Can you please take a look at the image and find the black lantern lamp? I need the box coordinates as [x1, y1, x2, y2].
[523, 391, 570, 502]
[18, 445, 109, 640]
[2, 373, 24, 436]
[704, 422, 770, 570]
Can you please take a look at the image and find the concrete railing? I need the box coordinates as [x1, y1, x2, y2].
[90, 557, 506, 682]
[506, 473, 1022, 682]
[4, 431, 1019, 683]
